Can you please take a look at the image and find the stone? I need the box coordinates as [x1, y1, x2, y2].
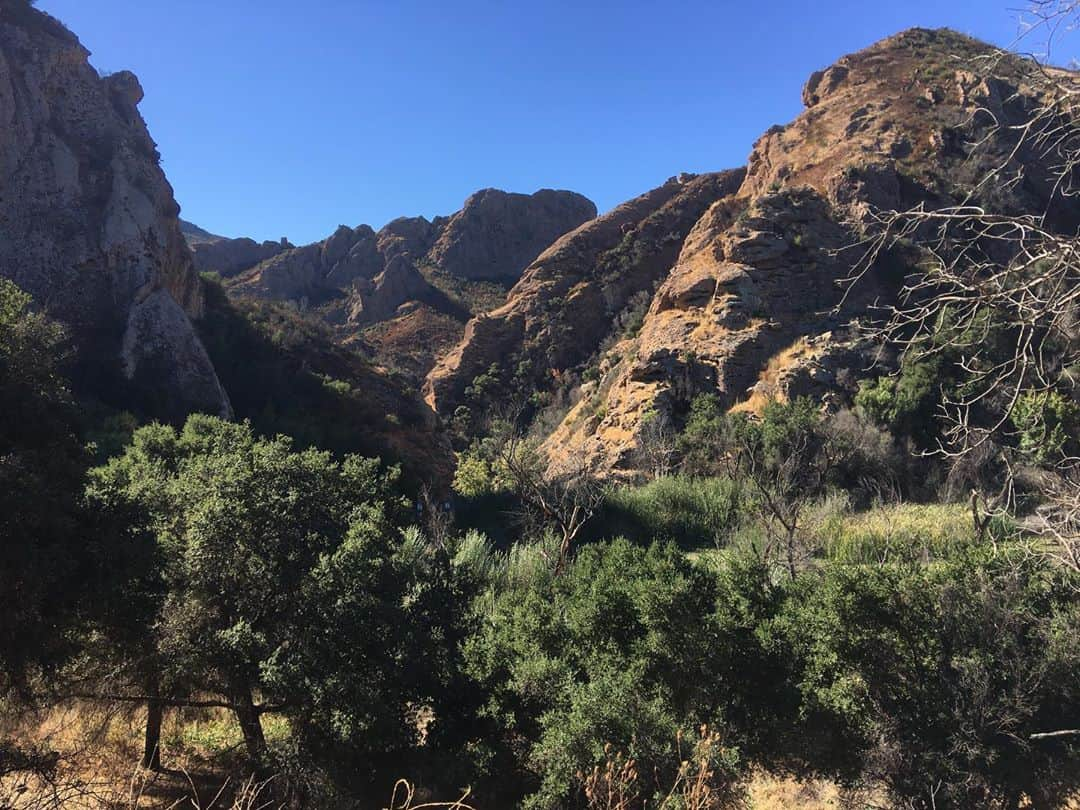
[0, 5, 229, 418]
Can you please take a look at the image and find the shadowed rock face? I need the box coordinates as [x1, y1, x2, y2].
[428, 28, 1080, 477]
[427, 188, 598, 281]
[0, 5, 229, 419]
[224, 189, 597, 310]
[186, 230, 293, 279]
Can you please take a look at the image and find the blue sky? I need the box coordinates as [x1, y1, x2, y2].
[37, 1, 1046, 244]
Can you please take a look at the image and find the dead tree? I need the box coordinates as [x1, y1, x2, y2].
[843, 2, 1080, 567]
[497, 427, 609, 574]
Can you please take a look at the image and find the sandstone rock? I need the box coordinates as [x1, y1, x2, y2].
[0, 5, 229, 418]
[424, 171, 744, 416]
[537, 28, 1079, 477]
[224, 188, 597, 387]
[427, 188, 597, 281]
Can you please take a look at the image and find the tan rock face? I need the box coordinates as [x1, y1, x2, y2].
[424, 171, 745, 416]
[0, 6, 229, 418]
[541, 188, 859, 472]
[430, 28, 1079, 477]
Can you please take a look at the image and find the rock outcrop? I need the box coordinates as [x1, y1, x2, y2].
[185, 226, 293, 278]
[229, 189, 596, 306]
[0, 3, 230, 419]
[223, 188, 597, 383]
[427, 188, 598, 281]
[427, 28, 1080, 476]
[424, 171, 745, 418]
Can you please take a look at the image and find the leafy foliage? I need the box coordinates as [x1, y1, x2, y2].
[0, 280, 92, 687]
[774, 550, 1080, 808]
[462, 538, 786, 809]
[86, 415, 468, 788]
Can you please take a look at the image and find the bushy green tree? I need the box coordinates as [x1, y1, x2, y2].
[88, 415, 470, 786]
[0, 279, 88, 689]
[463, 538, 782, 809]
[678, 393, 727, 476]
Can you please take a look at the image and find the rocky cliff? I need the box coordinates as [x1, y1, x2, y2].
[426, 29, 1079, 475]
[424, 171, 745, 420]
[218, 188, 597, 382]
[183, 224, 293, 278]
[427, 188, 598, 281]
[0, 2, 230, 419]
[0, 3, 452, 482]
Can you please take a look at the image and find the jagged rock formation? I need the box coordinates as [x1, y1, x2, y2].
[229, 188, 595, 305]
[224, 188, 597, 381]
[427, 188, 598, 281]
[0, 3, 230, 419]
[425, 171, 745, 419]
[427, 28, 1080, 476]
[183, 223, 293, 278]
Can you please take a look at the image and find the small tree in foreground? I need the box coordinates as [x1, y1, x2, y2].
[87, 415, 446, 780]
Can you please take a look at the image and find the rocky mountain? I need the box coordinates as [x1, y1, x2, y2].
[0, 1, 229, 419]
[0, 2, 451, 480]
[425, 170, 746, 421]
[179, 218, 224, 245]
[426, 28, 1080, 476]
[205, 188, 596, 382]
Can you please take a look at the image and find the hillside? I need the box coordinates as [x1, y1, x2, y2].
[427, 28, 1080, 475]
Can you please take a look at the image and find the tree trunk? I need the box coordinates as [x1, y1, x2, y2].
[786, 528, 798, 579]
[141, 679, 163, 771]
[231, 682, 268, 764]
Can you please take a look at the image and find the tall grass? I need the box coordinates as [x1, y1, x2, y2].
[815, 502, 1012, 564]
[591, 476, 743, 550]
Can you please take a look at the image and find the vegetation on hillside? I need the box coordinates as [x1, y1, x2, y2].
[5, 1, 1080, 807]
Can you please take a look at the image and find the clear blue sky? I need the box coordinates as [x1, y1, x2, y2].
[36, 1, 1045, 244]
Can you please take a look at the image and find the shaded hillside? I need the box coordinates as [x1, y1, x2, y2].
[179, 218, 225, 246]
[197, 279, 453, 483]
[426, 28, 1080, 475]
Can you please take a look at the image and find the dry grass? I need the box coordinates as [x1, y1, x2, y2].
[1, 702, 282, 809]
[580, 726, 748, 810]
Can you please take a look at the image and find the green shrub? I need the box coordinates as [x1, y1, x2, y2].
[774, 550, 1080, 808]
[462, 538, 774, 809]
[1010, 389, 1080, 464]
